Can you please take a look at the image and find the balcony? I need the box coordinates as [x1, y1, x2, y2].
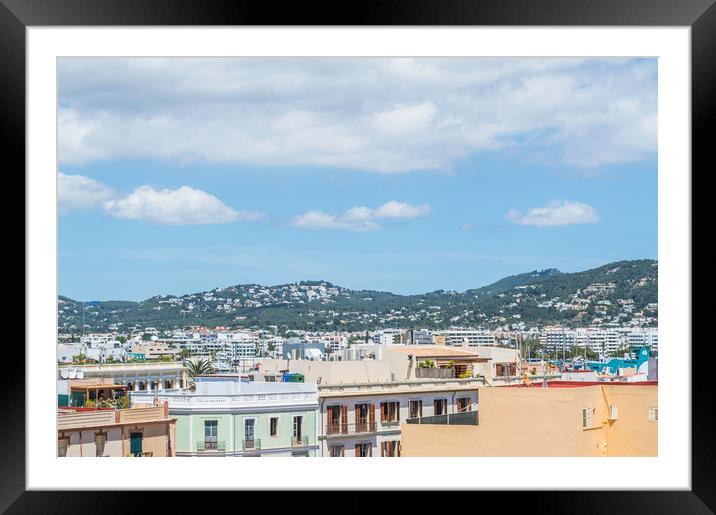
[243, 438, 261, 451]
[291, 435, 310, 447]
[405, 411, 478, 426]
[415, 367, 456, 379]
[196, 440, 226, 452]
[325, 421, 377, 436]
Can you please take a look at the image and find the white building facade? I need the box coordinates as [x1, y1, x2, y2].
[317, 379, 481, 457]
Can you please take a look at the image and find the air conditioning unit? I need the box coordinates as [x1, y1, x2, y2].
[608, 405, 619, 420]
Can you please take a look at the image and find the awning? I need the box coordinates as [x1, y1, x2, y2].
[304, 348, 323, 360]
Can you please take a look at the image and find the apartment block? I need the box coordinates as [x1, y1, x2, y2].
[400, 382, 657, 457]
[57, 404, 176, 457]
[317, 379, 481, 457]
[131, 376, 319, 457]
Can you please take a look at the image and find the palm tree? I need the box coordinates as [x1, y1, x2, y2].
[185, 358, 213, 378]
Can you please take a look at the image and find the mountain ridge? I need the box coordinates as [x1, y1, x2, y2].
[58, 259, 657, 332]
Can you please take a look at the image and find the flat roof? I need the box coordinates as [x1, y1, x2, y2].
[511, 380, 658, 388]
[386, 346, 486, 359]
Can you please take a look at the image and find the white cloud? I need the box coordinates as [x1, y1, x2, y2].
[104, 185, 263, 225]
[58, 172, 113, 212]
[294, 201, 430, 231]
[58, 173, 263, 225]
[58, 58, 657, 171]
[506, 200, 600, 226]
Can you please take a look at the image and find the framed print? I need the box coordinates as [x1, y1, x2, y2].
[2, 0, 714, 512]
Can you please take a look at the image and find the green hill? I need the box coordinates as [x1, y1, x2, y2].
[58, 259, 657, 332]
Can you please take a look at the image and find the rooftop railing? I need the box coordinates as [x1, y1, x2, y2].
[319, 377, 486, 393]
[405, 411, 478, 426]
[131, 391, 317, 407]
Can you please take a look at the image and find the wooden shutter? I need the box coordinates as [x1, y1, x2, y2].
[341, 405, 348, 434]
[355, 444, 362, 457]
[396, 401, 400, 421]
[369, 403, 376, 429]
[380, 402, 386, 422]
[380, 442, 385, 457]
[434, 399, 439, 415]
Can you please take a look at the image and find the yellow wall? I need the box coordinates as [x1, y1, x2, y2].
[401, 385, 656, 457]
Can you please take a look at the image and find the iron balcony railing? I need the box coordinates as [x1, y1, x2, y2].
[405, 411, 479, 426]
[325, 421, 378, 436]
[291, 435, 310, 447]
[196, 440, 226, 452]
[243, 438, 261, 451]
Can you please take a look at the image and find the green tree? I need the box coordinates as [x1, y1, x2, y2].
[185, 358, 214, 378]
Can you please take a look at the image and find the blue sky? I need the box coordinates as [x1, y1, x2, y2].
[58, 58, 657, 301]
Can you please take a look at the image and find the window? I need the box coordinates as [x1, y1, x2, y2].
[293, 416, 303, 444]
[205, 420, 219, 449]
[245, 419, 255, 443]
[581, 407, 594, 428]
[380, 401, 400, 423]
[58, 436, 69, 457]
[270, 417, 279, 436]
[409, 400, 423, 419]
[327, 405, 348, 434]
[381, 440, 401, 457]
[456, 397, 470, 413]
[327, 405, 341, 434]
[355, 403, 375, 432]
[648, 407, 658, 422]
[94, 431, 107, 457]
[355, 442, 372, 457]
[434, 398, 447, 416]
[329, 445, 344, 457]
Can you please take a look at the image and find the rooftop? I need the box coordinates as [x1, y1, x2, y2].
[386, 345, 486, 359]
[511, 380, 658, 388]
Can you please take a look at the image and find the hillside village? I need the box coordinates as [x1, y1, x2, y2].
[58, 260, 657, 333]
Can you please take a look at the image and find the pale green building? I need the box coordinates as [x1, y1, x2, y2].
[131, 376, 318, 457]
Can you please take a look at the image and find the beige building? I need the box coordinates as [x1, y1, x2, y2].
[57, 404, 177, 457]
[130, 342, 181, 360]
[400, 383, 657, 457]
[259, 344, 522, 384]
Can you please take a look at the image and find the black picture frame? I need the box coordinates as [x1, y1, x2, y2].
[2, 0, 713, 512]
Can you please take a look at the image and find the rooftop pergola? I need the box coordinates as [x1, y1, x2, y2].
[69, 382, 128, 401]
